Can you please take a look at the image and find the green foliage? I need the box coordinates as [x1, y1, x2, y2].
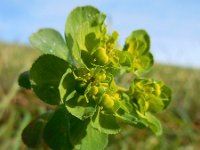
[22, 112, 52, 148]
[18, 71, 31, 89]
[123, 30, 153, 75]
[65, 6, 106, 65]
[30, 54, 70, 105]
[19, 5, 172, 150]
[43, 107, 73, 150]
[76, 123, 108, 150]
[30, 28, 70, 61]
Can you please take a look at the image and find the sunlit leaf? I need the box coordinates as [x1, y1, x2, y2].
[137, 111, 162, 136]
[92, 108, 120, 134]
[65, 5, 106, 64]
[79, 123, 108, 150]
[59, 71, 77, 102]
[161, 85, 172, 109]
[30, 28, 71, 62]
[130, 78, 172, 113]
[123, 30, 153, 75]
[124, 30, 150, 54]
[134, 52, 154, 75]
[66, 92, 96, 120]
[115, 109, 138, 125]
[148, 96, 165, 112]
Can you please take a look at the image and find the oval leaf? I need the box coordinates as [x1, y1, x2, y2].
[65, 5, 106, 64]
[18, 71, 31, 89]
[91, 108, 120, 134]
[115, 109, 138, 125]
[138, 112, 162, 136]
[69, 115, 89, 145]
[123, 29, 150, 54]
[22, 112, 52, 148]
[30, 54, 70, 105]
[30, 28, 71, 62]
[79, 123, 108, 150]
[66, 92, 96, 120]
[43, 107, 73, 150]
[123, 30, 153, 75]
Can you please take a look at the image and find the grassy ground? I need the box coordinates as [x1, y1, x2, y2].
[0, 43, 43, 150]
[0, 43, 200, 150]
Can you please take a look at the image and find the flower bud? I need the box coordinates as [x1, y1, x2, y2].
[102, 94, 114, 109]
[90, 86, 99, 96]
[94, 47, 109, 65]
[96, 72, 106, 81]
[154, 83, 161, 96]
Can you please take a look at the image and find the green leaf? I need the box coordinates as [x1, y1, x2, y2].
[69, 116, 89, 145]
[43, 107, 73, 150]
[115, 109, 138, 125]
[22, 112, 52, 148]
[59, 68, 92, 105]
[59, 71, 77, 102]
[65, 5, 106, 64]
[123, 30, 150, 54]
[30, 28, 71, 61]
[18, 71, 31, 89]
[131, 78, 171, 113]
[148, 96, 165, 112]
[117, 51, 132, 67]
[137, 97, 147, 113]
[91, 108, 120, 134]
[123, 30, 153, 75]
[30, 54, 70, 105]
[67, 105, 96, 120]
[161, 85, 172, 109]
[118, 98, 133, 113]
[138, 112, 162, 136]
[134, 52, 154, 76]
[81, 50, 94, 68]
[66, 92, 96, 120]
[79, 123, 108, 150]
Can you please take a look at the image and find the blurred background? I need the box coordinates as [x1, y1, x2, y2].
[0, 0, 200, 149]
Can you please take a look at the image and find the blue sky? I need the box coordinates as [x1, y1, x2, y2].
[0, 0, 200, 68]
